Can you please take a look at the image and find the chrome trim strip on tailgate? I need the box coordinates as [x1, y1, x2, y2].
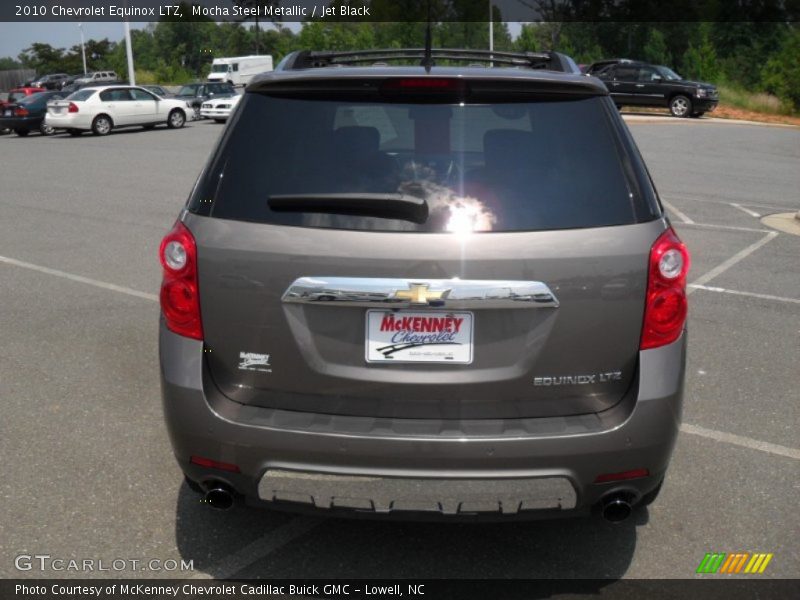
[281, 277, 559, 309]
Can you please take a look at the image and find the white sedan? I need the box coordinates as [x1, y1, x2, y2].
[46, 85, 190, 136]
[200, 94, 241, 122]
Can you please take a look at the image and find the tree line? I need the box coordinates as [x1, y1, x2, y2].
[2, 15, 798, 112]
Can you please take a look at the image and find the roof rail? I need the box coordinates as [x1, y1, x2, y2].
[279, 49, 581, 74]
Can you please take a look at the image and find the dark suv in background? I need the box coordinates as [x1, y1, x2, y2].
[591, 59, 718, 117]
[159, 47, 689, 523]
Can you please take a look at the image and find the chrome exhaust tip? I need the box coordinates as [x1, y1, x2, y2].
[601, 494, 633, 523]
[204, 485, 234, 511]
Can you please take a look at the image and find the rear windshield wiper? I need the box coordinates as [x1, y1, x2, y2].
[268, 193, 428, 224]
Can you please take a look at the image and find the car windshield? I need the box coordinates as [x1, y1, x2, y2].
[192, 94, 656, 233]
[655, 66, 683, 81]
[211, 65, 229, 72]
[177, 86, 198, 96]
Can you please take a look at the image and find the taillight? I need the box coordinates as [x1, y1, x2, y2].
[68, 102, 79, 113]
[159, 221, 203, 340]
[641, 228, 690, 350]
[14, 107, 29, 117]
[381, 77, 468, 97]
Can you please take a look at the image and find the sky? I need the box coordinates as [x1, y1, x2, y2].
[0, 21, 521, 61]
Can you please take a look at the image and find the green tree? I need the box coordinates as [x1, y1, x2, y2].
[682, 23, 719, 82]
[761, 25, 800, 110]
[642, 28, 670, 65]
[0, 57, 22, 70]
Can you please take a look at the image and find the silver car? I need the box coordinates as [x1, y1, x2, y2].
[159, 49, 690, 522]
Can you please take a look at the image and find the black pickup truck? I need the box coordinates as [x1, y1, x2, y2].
[590, 59, 719, 118]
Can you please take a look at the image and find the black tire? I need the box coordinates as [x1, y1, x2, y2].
[669, 95, 692, 118]
[638, 479, 664, 507]
[14, 129, 29, 137]
[0, 127, 10, 136]
[690, 111, 705, 118]
[68, 129, 82, 137]
[40, 122, 55, 136]
[167, 108, 186, 129]
[91, 114, 113, 136]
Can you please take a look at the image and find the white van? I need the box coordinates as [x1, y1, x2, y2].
[207, 56, 273, 86]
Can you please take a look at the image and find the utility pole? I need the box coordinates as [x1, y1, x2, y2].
[78, 23, 87, 74]
[124, 20, 135, 85]
[488, 1, 494, 66]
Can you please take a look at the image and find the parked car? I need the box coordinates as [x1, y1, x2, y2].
[200, 93, 241, 122]
[0, 90, 69, 136]
[141, 85, 172, 98]
[593, 59, 719, 117]
[583, 58, 634, 76]
[160, 48, 689, 522]
[5, 86, 46, 105]
[31, 73, 70, 90]
[74, 71, 119, 86]
[46, 86, 188, 136]
[174, 82, 236, 118]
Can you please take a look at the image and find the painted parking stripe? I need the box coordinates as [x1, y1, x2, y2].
[0, 254, 158, 302]
[682, 423, 800, 461]
[689, 284, 800, 305]
[677, 222, 772, 234]
[730, 203, 761, 218]
[688, 231, 779, 293]
[660, 199, 695, 224]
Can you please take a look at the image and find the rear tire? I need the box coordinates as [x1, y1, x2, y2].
[669, 95, 692, 118]
[168, 109, 186, 129]
[91, 114, 113, 136]
[14, 129, 29, 137]
[40, 122, 55, 136]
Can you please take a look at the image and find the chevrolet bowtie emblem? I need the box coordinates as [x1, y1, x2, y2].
[394, 283, 447, 305]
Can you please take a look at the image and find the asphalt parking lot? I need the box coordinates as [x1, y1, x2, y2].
[1, 117, 798, 584]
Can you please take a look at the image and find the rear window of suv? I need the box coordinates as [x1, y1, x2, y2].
[189, 92, 658, 232]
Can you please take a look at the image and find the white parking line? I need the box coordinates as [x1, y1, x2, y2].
[660, 199, 695, 224]
[0, 255, 158, 302]
[191, 516, 323, 579]
[730, 203, 761, 218]
[689, 284, 800, 305]
[682, 424, 800, 461]
[677, 222, 772, 234]
[662, 195, 798, 211]
[687, 231, 779, 293]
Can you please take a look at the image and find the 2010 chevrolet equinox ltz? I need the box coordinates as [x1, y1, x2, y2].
[159, 48, 690, 522]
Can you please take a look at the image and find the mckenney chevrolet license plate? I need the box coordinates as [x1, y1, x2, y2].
[365, 310, 473, 364]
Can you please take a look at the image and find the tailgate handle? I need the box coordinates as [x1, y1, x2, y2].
[282, 277, 559, 309]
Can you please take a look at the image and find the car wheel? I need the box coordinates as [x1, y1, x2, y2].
[690, 111, 705, 118]
[167, 109, 186, 129]
[14, 129, 29, 137]
[40, 122, 55, 136]
[0, 127, 10, 136]
[91, 114, 113, 136]
[68, 129, 82, 137]
[669, 95, 692, 118]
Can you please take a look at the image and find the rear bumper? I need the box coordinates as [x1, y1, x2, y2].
[0, 116, 42, 130]
[160, 324, 685, 520]
[45, 113, 91, 130]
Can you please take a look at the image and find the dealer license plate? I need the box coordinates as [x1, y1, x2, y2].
[365, 310, 473, 364]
